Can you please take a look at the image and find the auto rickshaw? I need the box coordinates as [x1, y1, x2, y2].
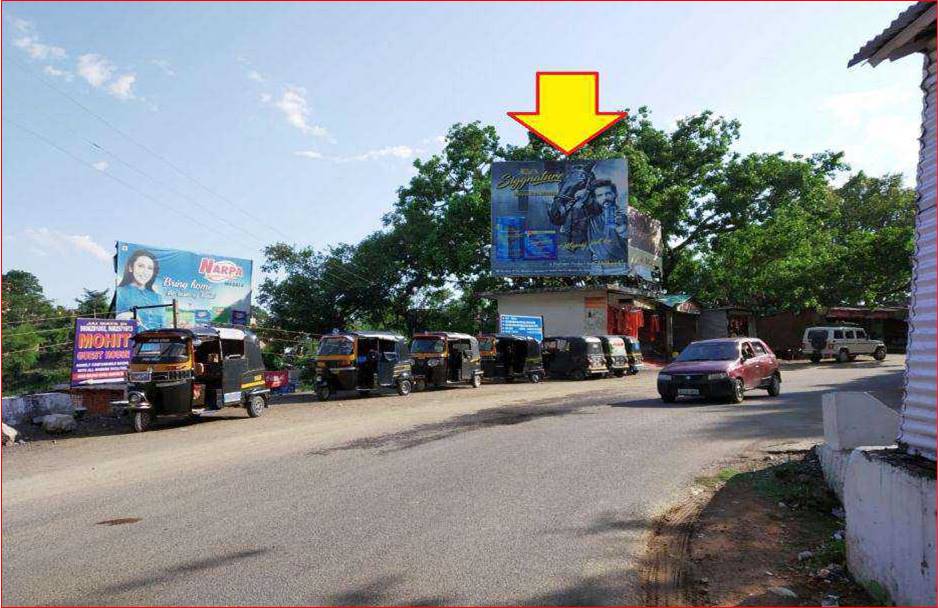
[541, 336, 609, 380]
[410, 332, 483, 390]
[598, 335, 629, 377]
[478, 334, 544, 383]
[621, 336, 644, 374]
[114, 326, 269, 432]
[314, 331, 413, 400]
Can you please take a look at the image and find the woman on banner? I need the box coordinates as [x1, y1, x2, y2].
[116, 249, 165, 330]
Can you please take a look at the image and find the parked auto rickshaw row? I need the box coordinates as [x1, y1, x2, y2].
[113, 324, 645, 431]
[314, 331, 644, 400]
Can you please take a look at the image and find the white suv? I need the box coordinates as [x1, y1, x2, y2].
[802, 326, 887, 363]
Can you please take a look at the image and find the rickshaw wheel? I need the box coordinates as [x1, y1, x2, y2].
[571, 370, 586, 381]
[316, 385, 331, 401]
[614, 369, 626, 378]
[414, 379, 426, 392]
[471, 374, 482, 388]
[397, 379, 413, 396]
[246, 394, 265, 418]
[132, 411, 152, 433]
[529, 372, 542, 384]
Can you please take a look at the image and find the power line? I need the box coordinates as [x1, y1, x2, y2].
[11, 59, 388, 290]
[3, 341, 74, 356]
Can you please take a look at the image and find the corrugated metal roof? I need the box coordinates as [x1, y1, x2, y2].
[898, 45, 938, 461]
[848, 2, 934, 67]
[478, 284, 660, 299]
[658, 294, 694, 308]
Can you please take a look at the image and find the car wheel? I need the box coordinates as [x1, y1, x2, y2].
[661, 391, 677, 404]
[315, 384, 331, 402]
[767, 374, 781, 397]
[810, 353, 822, 364]
[529, 372, 542, 384]
[837, 349, 850, 363]
[357, 389, 371, 398]
[571, 369, 586, 381]
[472, 374, 482, 388]
[874, 347, 887, 361]
[396, 379, 412, 396]
[730, 379, 745, 404]
[132, 411, 152, 433]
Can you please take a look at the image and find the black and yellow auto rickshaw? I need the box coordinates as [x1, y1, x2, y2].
[410, 332, 483, 390]
[314, 331, 413, 400]
[598, 335, 629, 377]
[541, 336, 609, 380]
[620, 336, 644, 375]
[478, 334, 544, 383]
[115, 326, 269, 432]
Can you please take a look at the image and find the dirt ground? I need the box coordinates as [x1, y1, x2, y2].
[643, 448, 878, 607]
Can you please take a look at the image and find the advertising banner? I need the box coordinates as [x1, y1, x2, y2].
[491, 159, 629, 276]
[70, 318, 138, 386]
[114, 241, 253, 331]
[627, 208, 663, 281]
[499, 314, 544, 342]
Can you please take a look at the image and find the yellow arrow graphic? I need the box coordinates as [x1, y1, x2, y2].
[508, 72, 626, 156]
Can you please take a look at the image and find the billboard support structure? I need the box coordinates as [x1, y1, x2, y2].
[131, 299, 178, 329]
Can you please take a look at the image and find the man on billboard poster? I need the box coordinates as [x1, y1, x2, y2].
[548, 164, 602, 259]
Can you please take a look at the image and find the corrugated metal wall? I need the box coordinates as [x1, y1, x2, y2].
[898, 43, 938, 461]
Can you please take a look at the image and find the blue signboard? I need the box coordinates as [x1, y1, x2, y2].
[499, 314, 544, 342]
[114, 241, 253, 331]
[491, 159, 630, 277]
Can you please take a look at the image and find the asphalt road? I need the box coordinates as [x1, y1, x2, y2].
[2, 355, 904, 606]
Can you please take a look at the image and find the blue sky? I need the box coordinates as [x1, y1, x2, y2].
[1, 1, 925, 305]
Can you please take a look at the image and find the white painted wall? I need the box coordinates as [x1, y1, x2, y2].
[497, 291, 602, 336]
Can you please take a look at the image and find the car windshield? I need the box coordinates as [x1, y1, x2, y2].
[317, 337, 354, 356]
[132, 339, 188, 363]
[412, 338, 445, 354]
[676, 342, 739, 362]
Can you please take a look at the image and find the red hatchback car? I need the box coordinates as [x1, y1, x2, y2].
[657, 338, 781, 404]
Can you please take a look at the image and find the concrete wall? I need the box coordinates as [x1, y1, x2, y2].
[497, 291, 601, 336]
[2, 393, 75, 426]
[844, 449, 936, 605]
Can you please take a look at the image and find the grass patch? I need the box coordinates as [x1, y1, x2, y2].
[861, 579, 892, 606]
[809, 538, 846, 568]
[752, 460, 839, 513]
[695, 467, 740, 488]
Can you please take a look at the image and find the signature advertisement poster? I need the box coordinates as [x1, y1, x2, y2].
[70, 318, 137, 386]
[114, 241, 253, 331]
[491, 159, 629, 276]
[627, 208, 663, 281]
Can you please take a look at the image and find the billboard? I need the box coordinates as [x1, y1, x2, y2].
[491, 159, 629, 276]
[499, 314, 544, 342]
[71, 318, 137, 386]
[114, 241, 253, 331]
[627, 207, 663, 281]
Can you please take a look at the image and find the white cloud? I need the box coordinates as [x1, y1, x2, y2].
[274, 85, 332, 139]
[821, 85, 920, 184]
[77, 54, 115, 87]
[92, 160, 109, 171]
[247, 69, 266, 83]
[294, 145, 417, 163]
[10, 16, 33, 33]
[151, 58, 175, 76]
[260, 93, 272, 104]
[24, 228, 111, 262]
[294, 150, 324, 159]
[108, 73, 136, 100]
[43, 65, 73, 81]
[14, 35, 66, 61]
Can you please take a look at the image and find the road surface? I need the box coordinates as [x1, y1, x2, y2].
[2, 356, 904, 605]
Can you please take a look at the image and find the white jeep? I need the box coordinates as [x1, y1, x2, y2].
[802, 326, 887, 363]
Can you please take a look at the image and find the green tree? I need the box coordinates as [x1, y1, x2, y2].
[75, 288, 111, 317]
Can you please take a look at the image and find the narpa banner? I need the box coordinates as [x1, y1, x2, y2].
[114, 241, 253, 331]
[70, 318, 138, 386]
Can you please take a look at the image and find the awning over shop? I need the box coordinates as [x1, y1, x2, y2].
[657, 294, 702, 315]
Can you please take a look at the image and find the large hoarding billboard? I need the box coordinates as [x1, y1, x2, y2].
[71, 318, 137, 386]
[114, 241, 253, 331]
[491, 159, 630, 276]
